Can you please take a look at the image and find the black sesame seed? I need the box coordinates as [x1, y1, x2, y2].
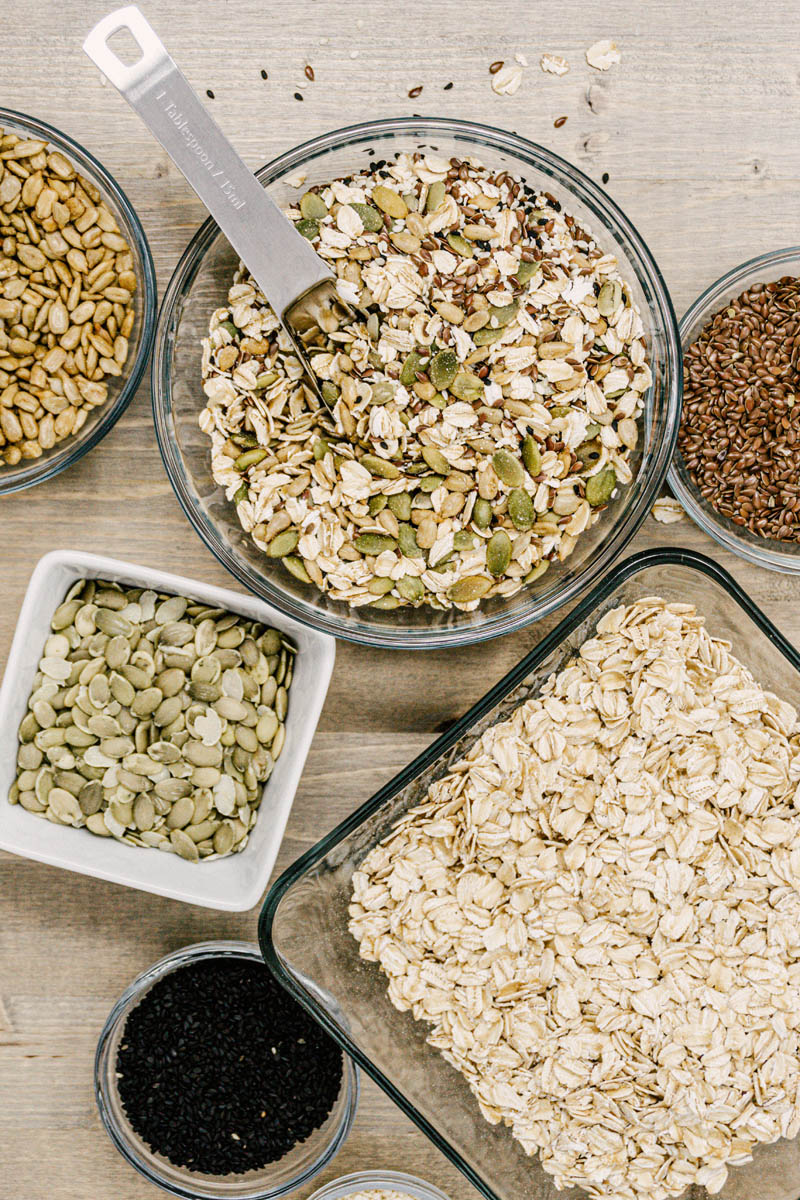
[261, 68, 269, 80]
[602, 172, 610, 184]
[115, 957, 343, 1176]
[294, 92, 304, 101]
[206, 89, 215, 99]
[443, 81, 454, 91]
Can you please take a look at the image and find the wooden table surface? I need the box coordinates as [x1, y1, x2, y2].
[2, 1, 800, 1196]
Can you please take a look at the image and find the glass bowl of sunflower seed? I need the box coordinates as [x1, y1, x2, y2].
[153, 117, 679, 648]
[0, 107, 156, 494]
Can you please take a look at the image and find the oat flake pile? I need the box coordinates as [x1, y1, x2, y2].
[349, 598, 800, 1199]
[200, 152, 650, 612]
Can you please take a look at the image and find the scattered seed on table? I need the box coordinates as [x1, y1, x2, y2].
[602, 171, 610, 184]
[677, 275, 800, 542]
[305, 64, 315, 80]
[294, 92, 303, 101]
[443, 81, 454, 90]
[489, 60, 504, 74]
[116, 956, 344, 1174]
[408, 85, 423, 98]
[260, 67, 268, 79]
[206, 88, 215, 99]
[554, 115, 568, 127]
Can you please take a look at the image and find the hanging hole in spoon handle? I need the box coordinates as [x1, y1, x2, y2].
[83, 7, 334, 335]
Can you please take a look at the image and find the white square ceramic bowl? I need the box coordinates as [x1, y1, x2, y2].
[0, 550, 335, 911]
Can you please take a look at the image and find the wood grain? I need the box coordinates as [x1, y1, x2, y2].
[2, 1, 800, 1196]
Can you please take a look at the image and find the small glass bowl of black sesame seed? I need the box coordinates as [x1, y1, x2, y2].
[95, 941, 359, 1199]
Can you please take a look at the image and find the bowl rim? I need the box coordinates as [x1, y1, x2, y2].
[95, 940, 360, 1200]
[667, 244, 800, 573]
[0, 105, 157, 495]
[152, 115, 681, 649]
[307, 1168, 451, 1200]
[258, 544, 800, 1200]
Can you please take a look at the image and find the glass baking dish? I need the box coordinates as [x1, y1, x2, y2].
[260, 547, 800, 1200]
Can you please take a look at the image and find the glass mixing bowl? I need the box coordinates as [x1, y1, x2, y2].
[153, 117, 680, 648]
[0, 107, 157, 495]
[95, 941, 359, 1200]
[668, 246, 800, 573]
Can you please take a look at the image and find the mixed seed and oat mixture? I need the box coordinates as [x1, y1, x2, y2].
[12, 579, 293, 861]
[0, 127, 136, 466]
[200, 152, 650, 612]
[349, 598, 800, 1199]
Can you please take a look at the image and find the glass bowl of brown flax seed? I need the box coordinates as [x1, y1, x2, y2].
[668, 246, 800, 572]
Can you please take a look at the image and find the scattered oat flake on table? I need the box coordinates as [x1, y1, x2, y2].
[286, 170, 308, 188]
[491, 61, 524, 95]
[540, 52, 570, 75]
[652, 497, 686, 523]
[514, 52, 529, 66]
[586, 38, 621, 70]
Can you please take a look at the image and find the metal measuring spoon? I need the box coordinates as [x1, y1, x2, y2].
[84, 5, 357, 411]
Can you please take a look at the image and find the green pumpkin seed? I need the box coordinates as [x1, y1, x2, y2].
[486, 530, 512, 576]
[361, 453, 402, 479]
[300, 191, 328, 220]
[355, 533, 398, 555]
[313, 437, 329, 460]
[417, 474, 446, 493]
[489, 300, 520, 327]
[429, 349, 459, 391]
[585, 467, 617, 507]
[321, 380, 340, 404]
[369, 494, 388, 515]
[400, 350, 425, 387]
[514, 259, 542, 285]
[267, 529, 300, 557]
[349, 201, 384, 232]
[234, 482, 248, 504]
[368, 576, 395, 595]
[521, 435, 542, 477]
[283, 556, 312, 584]
[422, 445, 450, 475]
[396, 575, 424, 602]
[388, 492, 412, 521]
[492, 449, 525, 488]
[371, 379, 397, 405]
[296, 218, 319, 240]
[449, 370, 484, 401]
[525, 559, 551, 584]
[447, 575, 493, 603]
[472, 497, 493, 528]
[371, 185, 407, 218]
[425, 180, 446, 212]
[371, 595, 401, 610]
[447, 233, 473, 258]
[235, 447, 268, 471]
[473, 327, 505, 346]
[453, 531, 476, 551]
[508, 488, 535, 530]
[398, 523, 424, 558]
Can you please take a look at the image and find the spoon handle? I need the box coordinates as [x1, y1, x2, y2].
[84, 5, 332, 319]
